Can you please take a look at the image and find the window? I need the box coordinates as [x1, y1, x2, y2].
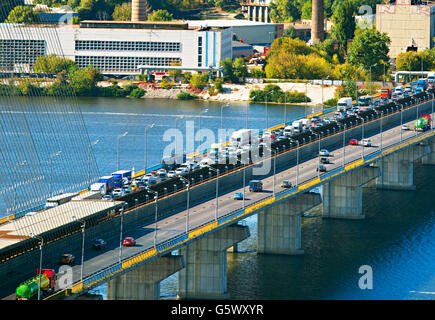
[75, 40, 181, 52]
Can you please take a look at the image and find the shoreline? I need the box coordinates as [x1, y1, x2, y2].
[113, 81, 337, 107]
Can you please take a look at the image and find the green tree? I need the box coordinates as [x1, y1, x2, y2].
[269, 0, 300, 23]
[220, 57, 235, 82]
[5, 5, 38, 24]
[113, 2, 131, 21]
[0, 0, 22, 23]
[233, 57, 248, 81]
[283, 26, 297, 39]
[189, 73, 208, 90]
[33, 54, 76, 74]
[347, 28, 390, 79]
[148, 9, 173, 21]
[70, 65, 102, 96]
[331, 0, 356, 49]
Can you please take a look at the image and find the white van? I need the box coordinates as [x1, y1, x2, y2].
[361, 138, 372, 147]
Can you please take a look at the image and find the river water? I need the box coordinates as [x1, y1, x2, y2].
[2, 96, 434, 299]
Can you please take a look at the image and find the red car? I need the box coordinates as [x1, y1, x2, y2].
[349, 139, 358, 145]
[123, 237, 136, 247]
[59, 254, 75, 265]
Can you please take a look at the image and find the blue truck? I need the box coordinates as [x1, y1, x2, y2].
[112, 170, 132, 188]
[416, 78, 428, 91]
[90, 175, 115, 194]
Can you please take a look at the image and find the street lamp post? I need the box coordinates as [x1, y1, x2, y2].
[14, 160, 26, 218]
[370, 63, 377, 96]
[175, 115, 184, 158]
[49, 151, 61, 198]
[144, 124, 154, 174]
[30, 233, 43, 300]
[361, 118, 365, 159]
[199, 108, 209, 154]
[117, 132, 128, 170]
[118, 204, 125, 264]
[400, 104, 404, 143]
[179, 176, 190, 233]
[72, 215, 85, 282]
[343, 124, 347, 167]
[265, 92, 273, 130]
[88, 139, 100, 187]
[296, 140, 300, 186]
[380, 112, 383, 151]
[148, 190, 159, 247]
[206, 166, 219, 221]
[272, 149, 276, 196]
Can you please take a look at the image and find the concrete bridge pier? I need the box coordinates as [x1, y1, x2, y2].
[177, 224, 250, 300]
[322, 166, 380, 219]
[420, 137, 435, 165]
[257, 192, 322, 255]
[107, 255, 184, 300]
[375, 144, 430, 190]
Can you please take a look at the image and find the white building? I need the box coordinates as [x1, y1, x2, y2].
[187, 19, 283, 46]
[0, 20, 232, 76]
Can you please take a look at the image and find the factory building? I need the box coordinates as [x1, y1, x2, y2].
[376, 0, 435, 58]
[0, 20, 232, 76]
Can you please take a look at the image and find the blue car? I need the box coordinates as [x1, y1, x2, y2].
[234, 192, 244, 200]
[249, 180, 263, 192]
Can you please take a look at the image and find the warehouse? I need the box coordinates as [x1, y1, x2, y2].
[0, 20, 232, 76]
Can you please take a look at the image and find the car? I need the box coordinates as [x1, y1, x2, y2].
[102, 194, 112, 201]
[319, 149, 330, 156]
[92, 239, 107, 250]
[167, 170, 177, 178]
[122, 237, 136, 247]
[175, 167, 188, 175]
[361, 138, 372, 147]
[121, 185, 133, 194]
[320, 157, 330, 164]
[281, 180, 293, 188]
[59, 254, 75, 265]
[112, 188, 124, 198]
[401, 124, 410, 131]
[349, 139, 358, 145]
[316, 164, 327, 172]
[234, 192, 244, 200]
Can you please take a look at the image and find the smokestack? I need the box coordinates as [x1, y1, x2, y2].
[131, 0, 148, 22]
[311, 0, 324, 43]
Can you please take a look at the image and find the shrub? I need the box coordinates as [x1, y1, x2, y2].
[129, 88, 146, 98]
[177, 92, 198, 100]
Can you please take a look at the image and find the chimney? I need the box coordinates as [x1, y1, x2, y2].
[131, 0, 148, 22]
[311, 0, 324, 43]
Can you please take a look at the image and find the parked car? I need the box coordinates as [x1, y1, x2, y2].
[175, 167, 188, 175]
[122, 237, 136, 247]
[92, 239, 107, 250]
[234, 192, 244, 200]
[402, 124, 410, 131]
[319, 149, 330, 156]
[316, 164, 327, 172]
[59, 254, 75, 265]
[281, 180, 293, 188]
[102, 194, 112, 201]
[349, 139, 358, 145]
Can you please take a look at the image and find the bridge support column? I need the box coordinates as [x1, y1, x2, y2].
[107, 255, 184, 300]
[257, 192, 321, 255]
[322, 166, 380, 219]
[376, 144, 430, 190]
[420, 138, 435, 165]
[178, 224, 250, 300]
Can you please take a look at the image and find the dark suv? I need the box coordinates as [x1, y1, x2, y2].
[92, 238, 107, 250]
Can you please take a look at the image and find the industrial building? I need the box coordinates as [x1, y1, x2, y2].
[0, 20, 232, 76]
[187, 19, 283, 46]
[376, 0, 435, 58]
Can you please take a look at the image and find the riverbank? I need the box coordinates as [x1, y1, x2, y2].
[108, 81, 338, 106]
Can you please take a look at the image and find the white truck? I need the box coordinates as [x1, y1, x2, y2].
[230, 129, 258, 148]
[301, 118, 311, 129]
[427, 72, 435, 84]
[337, 97, 353, 112]
[292, 120, 303, 134]
[283, 125, 293, 136]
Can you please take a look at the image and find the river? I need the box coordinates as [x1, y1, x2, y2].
[2, 96, 434, 300]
